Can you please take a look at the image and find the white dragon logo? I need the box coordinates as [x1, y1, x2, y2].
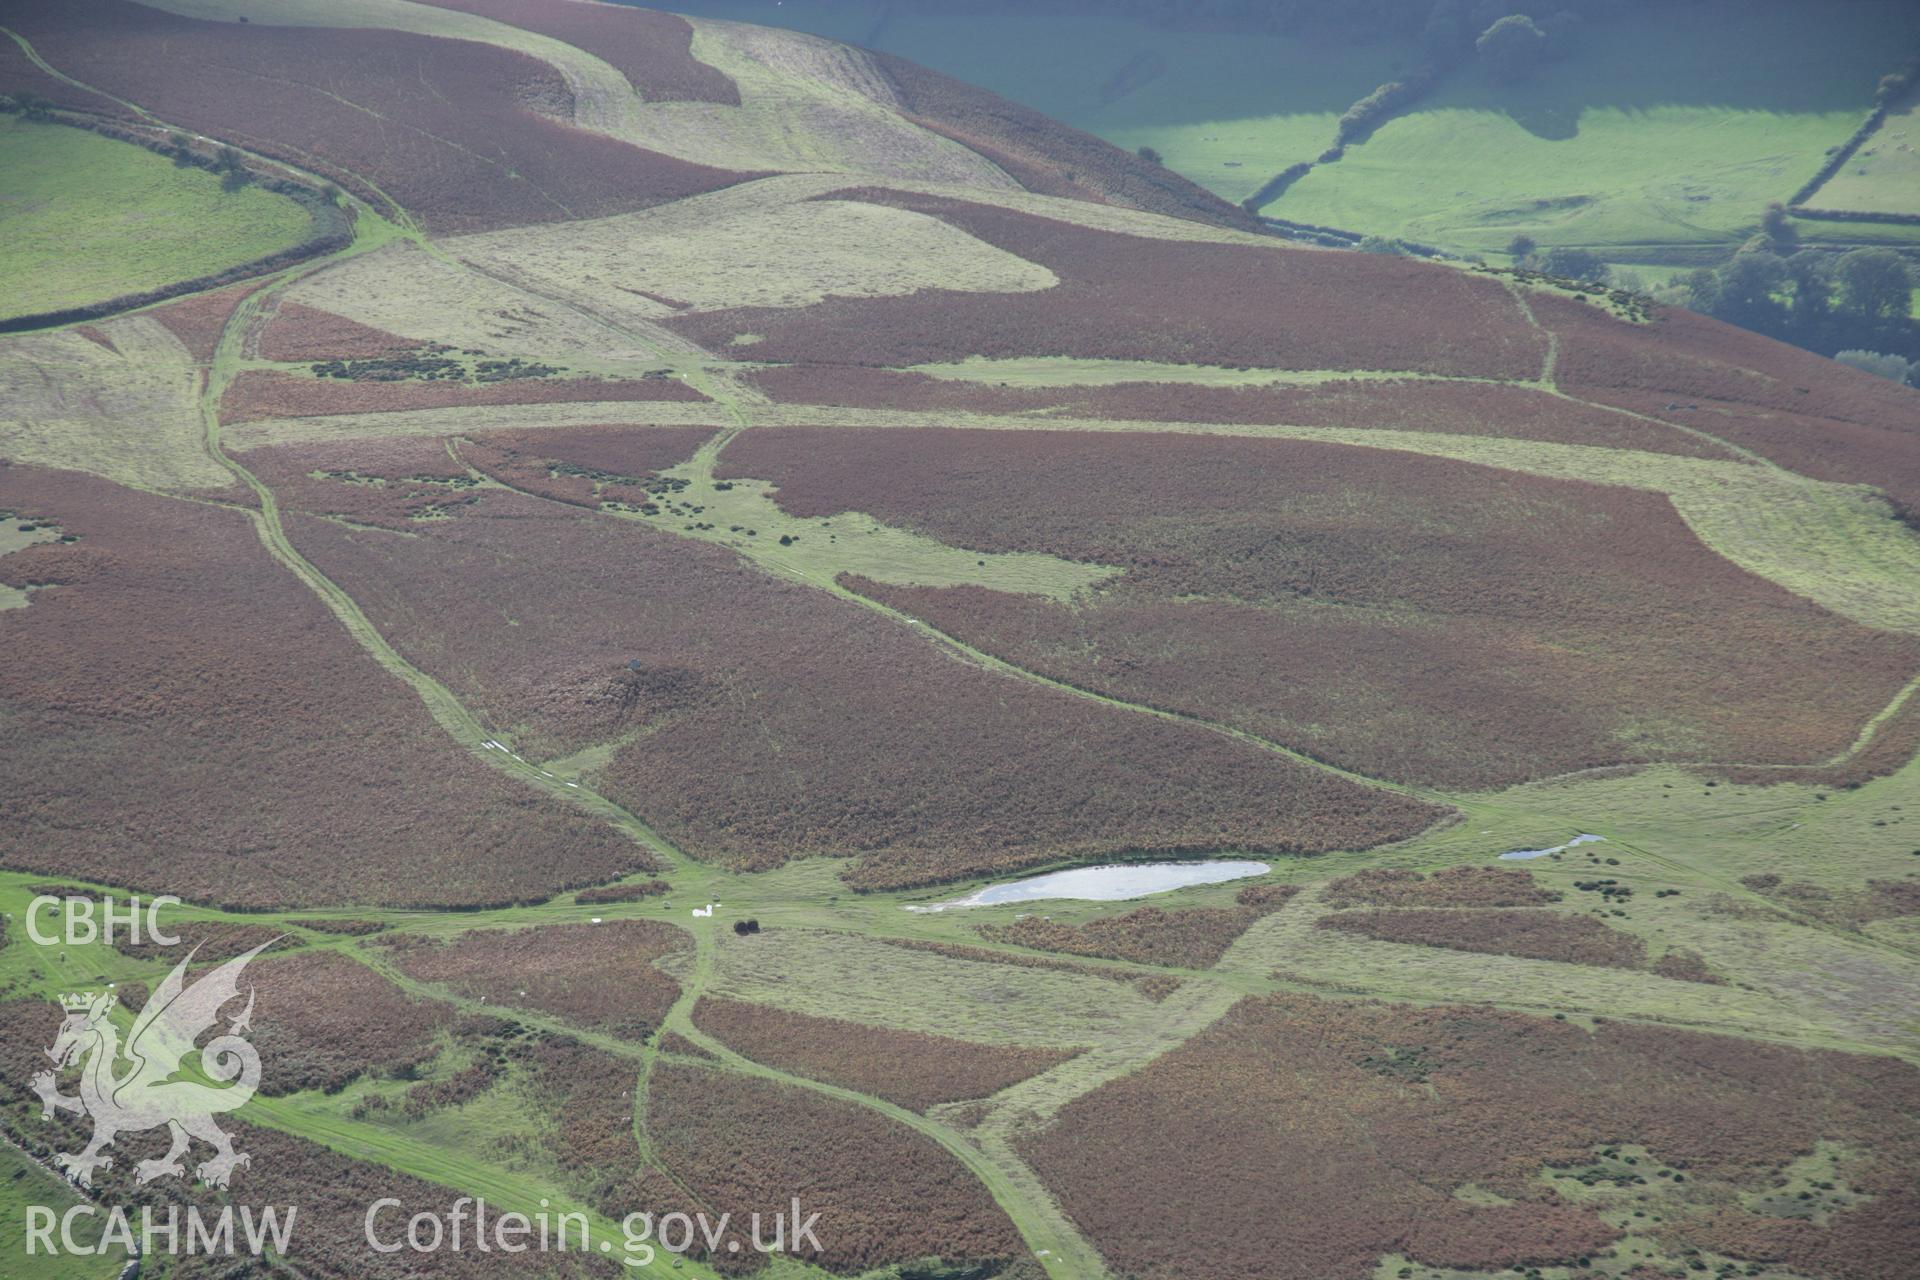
[32, 940, 275, 1189]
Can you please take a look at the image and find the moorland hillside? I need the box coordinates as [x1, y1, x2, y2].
[2, 4, 1919, 1279]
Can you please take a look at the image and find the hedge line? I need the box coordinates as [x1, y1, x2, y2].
[0, 114, 349, 334]
[1789, 60, 1918, 206]
[1245, 58, 1448, 216]
[1789, 105, 1893, 207]
[1788, 205, 1920, 228]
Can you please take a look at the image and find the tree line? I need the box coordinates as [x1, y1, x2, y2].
[1672, 218, 1918, 378]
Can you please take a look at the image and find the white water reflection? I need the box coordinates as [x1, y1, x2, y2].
[907, 860, 1270, 912]
[1499, 834, 1604, 861]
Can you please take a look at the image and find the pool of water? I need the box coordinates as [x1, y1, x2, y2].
[1499, 834, 1604, 861]
[906, 860, 1270, 911]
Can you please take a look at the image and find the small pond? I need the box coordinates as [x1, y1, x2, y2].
[906, 860, 1270, 912]
[1499, 834, 1605, 861]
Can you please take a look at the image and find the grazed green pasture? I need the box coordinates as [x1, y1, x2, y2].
[0, 117, 311, 321]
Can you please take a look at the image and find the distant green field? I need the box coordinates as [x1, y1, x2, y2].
[1812, 93, 1920, 214]
[1273, 0, 1920, 260]
[665, 0, 1919, 262]
[0, 117, 311, 320]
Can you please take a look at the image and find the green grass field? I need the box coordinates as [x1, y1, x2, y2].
[1811, 92, 1920, 214]
[666, 0, 1919, 262]
[0, 117, 312, 321]
[1271, 1, 1920, 260]
[0, 1143, 128, 1280]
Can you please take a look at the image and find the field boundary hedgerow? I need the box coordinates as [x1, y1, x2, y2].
[0, 110, 349, 331]
[1787, 62, 1920, 207]
[2, 21, 430, 238]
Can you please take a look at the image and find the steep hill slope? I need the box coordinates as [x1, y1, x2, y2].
[2, 5, 1919, 1280]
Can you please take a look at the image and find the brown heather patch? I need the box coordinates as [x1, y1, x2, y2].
[1537, 293, 1920, 513]
[0, 0, 753, 235]
[575, 878, 671, 905]
[1400, 1203, 1620, 1272]
[656, 1030, 714, 1061]
[1132, 974, 1184, 1001]
[112, 920, 292, 964]
[413, 0, 740, 105]
[0, 1090, 614, 1280]
[254, 301, 421, 361]
[386, 920, 687, 1039]
[248, 950, 453, 1096]
[979, 883, 1300, 969]
[1708, 692, 1920, 791]
[0, 1002, 611, 1280]
[459, 424, 717, 509]
[235, 1124, 618, 1279]
[1679, 1195, 1920, 1280]
[0, 35, 117, 117]
[146, 280, 263, 362]
[1650, 948, 1725, 985]
[295, 917, 390, 936]
[692, 996, 1076, 1112]
[671, 190, 1545, 378]
[512, 1033, 644, 1216]
[1315, 908, 1649, 970]
[1021, 993, 1920, 1280]
[0, 464, 646, 908]
[276, 484, 1434, 884]
[648, 1062, 1025, 1274]
[871, 53, 1256, 231]
[1739, 876, 1920, 928]
[1323, 865, 1561, 909]
[719, 425, 1920, 790]
[743, 366, 1720, 457]
[401, 1057, 498, 1117]
[872, 936, 1183, 998]
[220, 368, 706, 422]
[240, 435, 484, 529]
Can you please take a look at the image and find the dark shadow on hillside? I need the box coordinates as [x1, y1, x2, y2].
[1504, 102, 1580, 141]
[658, 0, 1920, 130]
